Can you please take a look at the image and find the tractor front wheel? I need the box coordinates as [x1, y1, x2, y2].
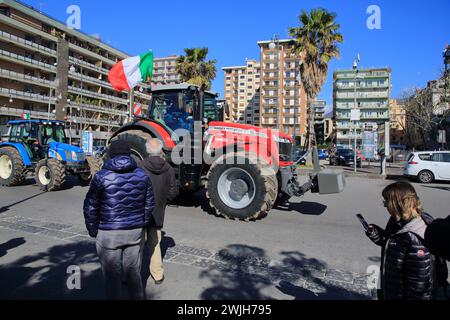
[0, 147, 25, 186]
[206, 154, 278, 221]
[35, 159, 66, 191]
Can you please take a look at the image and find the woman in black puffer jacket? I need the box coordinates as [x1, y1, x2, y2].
[366, 181, 436, 300]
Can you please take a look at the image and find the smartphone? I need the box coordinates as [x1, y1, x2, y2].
[356, 214, 370, 232]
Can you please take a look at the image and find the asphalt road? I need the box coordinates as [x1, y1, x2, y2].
[1, 174, 449, 300]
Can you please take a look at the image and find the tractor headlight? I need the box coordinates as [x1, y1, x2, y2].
[65, 150, 71, 160]
[71, 151, 78, 161]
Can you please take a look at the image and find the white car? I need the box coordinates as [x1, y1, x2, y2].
[403, 151, 450, 183]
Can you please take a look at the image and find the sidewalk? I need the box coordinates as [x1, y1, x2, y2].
[297, 162, 404, 180]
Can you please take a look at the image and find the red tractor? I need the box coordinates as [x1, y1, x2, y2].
[107, 84, 344, 220]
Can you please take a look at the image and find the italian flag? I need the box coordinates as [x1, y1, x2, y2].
[108, 51, 154, 92]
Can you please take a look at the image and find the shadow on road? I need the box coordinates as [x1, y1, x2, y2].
[0, 191, 47, 214]
[0, 237, 26, 258]
[0, 240, 103, 299]
[421, 185, 450, 192]
[169, 188, 224, 219]
[276, 201, 327, 216]
[199, 244, 369, 300]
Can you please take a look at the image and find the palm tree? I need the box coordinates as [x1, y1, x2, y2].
[289, 8, 343, 163]
[176, 47, 217, 90]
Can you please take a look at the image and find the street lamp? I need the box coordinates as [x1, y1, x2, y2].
[352, 54, 360, 173]
[269, 35, 280, 131]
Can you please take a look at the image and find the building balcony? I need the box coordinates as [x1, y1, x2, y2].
[0, 105, 55, 119]
[0, 49, 57, 73]
[68, 86, 128, 105]
[68, 56, 109, 75]
[0, 87, 55, 104]
[336, 92, 389, 99]
[0, 30, 57, 57]
[0, 68, 54, 89]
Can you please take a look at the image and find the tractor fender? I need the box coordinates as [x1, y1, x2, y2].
[110, 120, 176, 150]
[204, 135, 278, 168]
[0, 142, 32, 166]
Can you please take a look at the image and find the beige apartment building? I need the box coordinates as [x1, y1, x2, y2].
[257, 39, 307, 144]
[389, 98, 406, 146]
[0, 0, 161, 145]
[151, 55, 181, 86]
[222, 59, 260, 124]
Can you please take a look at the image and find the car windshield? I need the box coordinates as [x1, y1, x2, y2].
[339, 149, 354, 156]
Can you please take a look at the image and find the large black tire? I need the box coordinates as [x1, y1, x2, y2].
[206, 153, 278, 221]
[0, 147, 25, 186]
[35, 159, 66, 191]
[78, 155, 102, 186]
[417, 170, 434, 184]
[105, 130, 153, 162]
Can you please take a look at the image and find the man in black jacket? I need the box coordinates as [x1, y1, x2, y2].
[139, 138, 178, 284]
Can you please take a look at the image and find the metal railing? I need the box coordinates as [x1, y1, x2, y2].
[0, 49, 57, 71]
[68, 86, 128, 104]
[0, 68, 55, 88]
[0, 30, 57, 56]
[0, 88, 56, 103]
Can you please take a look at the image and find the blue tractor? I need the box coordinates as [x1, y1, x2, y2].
[0, 120, 100, 191]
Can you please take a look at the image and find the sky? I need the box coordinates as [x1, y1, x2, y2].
[21, 0, 450, 113]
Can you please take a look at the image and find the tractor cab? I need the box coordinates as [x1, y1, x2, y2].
[5, 120, 68, 161]
[147, 84, 224, 140]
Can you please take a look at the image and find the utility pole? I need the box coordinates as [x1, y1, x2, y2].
[352, 54, 360, 173]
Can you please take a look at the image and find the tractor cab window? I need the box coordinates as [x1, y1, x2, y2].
[150, 92, 193, 134]
[41, 125, 66, 144]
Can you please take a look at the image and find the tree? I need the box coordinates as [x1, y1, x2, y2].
[401, 87, 441, 149]
[175, 47, 217, 90]
[289, 8, 343, 163]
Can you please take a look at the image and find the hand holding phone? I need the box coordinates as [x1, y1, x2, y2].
[356, 213, 370, 232]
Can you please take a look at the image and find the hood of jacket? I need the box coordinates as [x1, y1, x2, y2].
[141, 156, 171, 175]
[396, 216, 427, 239]
[103, 155, 137, 173]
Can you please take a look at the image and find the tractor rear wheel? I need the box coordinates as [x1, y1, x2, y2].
[0, 147, 25, 186]
[206, 153, 278, 221]
[106, 130, 152, 162]
[35, 159, 66, 191]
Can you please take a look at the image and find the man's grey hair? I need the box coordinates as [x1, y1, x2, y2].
[147, 138, 163, 156]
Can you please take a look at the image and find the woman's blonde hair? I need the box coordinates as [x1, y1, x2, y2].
[382, 181, 423, 222]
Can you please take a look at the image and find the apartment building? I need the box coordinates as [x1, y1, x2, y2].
[0, 0, 153, 144]
[151, 55, 181, 86]
[222, 59, 260, 125]
[333, 68, 391, 148]
[257, 39, 307, 144]
[389, 99, 406, 146]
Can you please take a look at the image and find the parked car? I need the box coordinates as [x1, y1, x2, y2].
[329, 148, 362, 167]
[403, 151, 450, 183]
[293, 149, 307, 165]
[318, 149, 328, 160]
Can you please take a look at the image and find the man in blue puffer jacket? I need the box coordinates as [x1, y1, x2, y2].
[83, 140, 155, 300]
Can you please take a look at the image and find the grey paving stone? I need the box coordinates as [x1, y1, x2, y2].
[325, 269, 355, 283]
[163, 250, 179, 260]
[40, 222, 73, 230]
[65, 226, 89, 236]
[170, 245, 213, 258]
[37, 229, 76, 239]
[170, 253, 199, 265]
[2, 223, 46, 234]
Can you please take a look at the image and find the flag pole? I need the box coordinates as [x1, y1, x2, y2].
[128, 89, 134, 122]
